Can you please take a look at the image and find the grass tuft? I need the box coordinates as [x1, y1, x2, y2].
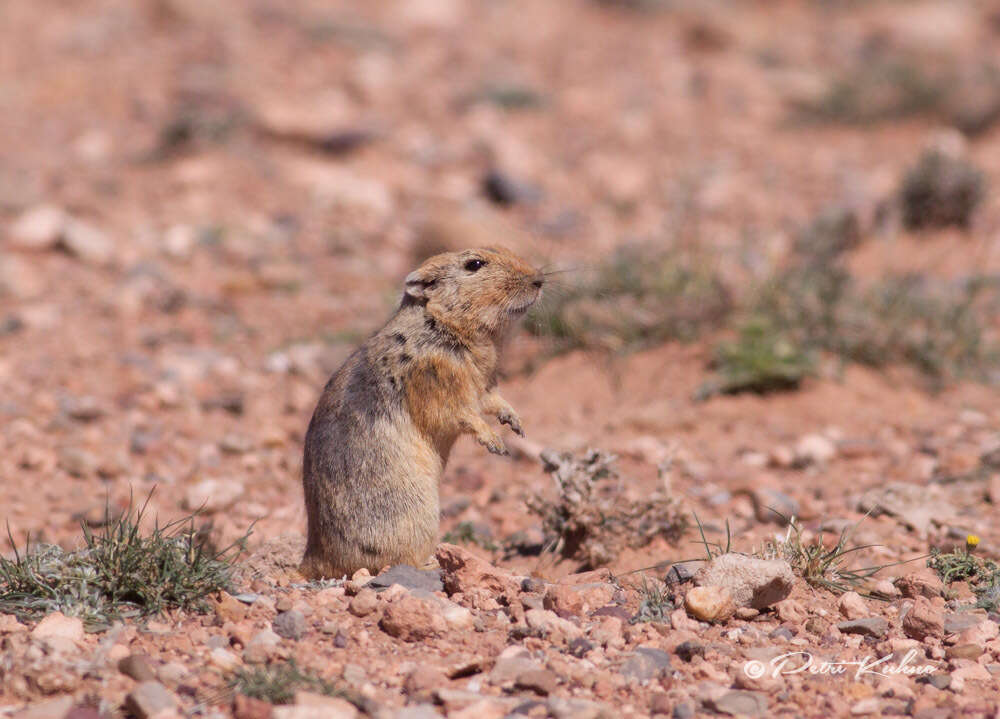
[631, 576, 673, 624]
[758, 516, 899, 595]
[231, 661, 343, 705]
[0, 492, 249, 630]
[526, 245, 731, 353]
[700, 317, 814, 397]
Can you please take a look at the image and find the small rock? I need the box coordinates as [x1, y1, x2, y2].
[234, 694, 274, 719]
[795, 434, 836, 465]
[515, 669, 559, 696]
[8, 204, 64, 250]
[348, 589, 379, 617]
[547, 696, 613, 719]
[895, 571, 944, 599]
[31, 611, 84, 642]
[705, 690, 768, 717]
[524, 608, 582, 642]
[902, 597, 943, 640]
[482, 169, 540, 206]
[837, 617, 889, 639]
[674, 641, 705, 662]
[58, 447, 97, 478]
[293, 691, 358, 718]
[124, 681, 178, 719]
[751, 488, 799, 524]
[436, 543, 520, 598]
[684, 586, 736, 623]
[62, 218, 114, 265]
[183, 478, 243, 513]
[62, 395, 104, 421]
[214, 592, 249, 624]
[665, 562, 700, 585]
[650, 694, 673, 716]
[118, 653, 156, 682]
[404, 665, 448, 699]
[693, 553, 794, 609]
[946, 643, 983, 660]
[620, 647, 672, 682]
[12, 697, 75, 719]
[379, 595, 447, 641]
[272, 611, 307, 640]
[838, 591, 869, 620]
[210, 647, 241, 671]
[157, 662, 188, 685]
[943, 612, 983, 635]
[369, 565, 443, 593]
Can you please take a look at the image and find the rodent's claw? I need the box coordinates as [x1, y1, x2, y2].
[478, 433, 509, 456]
[498, 410, 524, 437]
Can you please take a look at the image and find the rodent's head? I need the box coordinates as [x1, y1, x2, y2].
[403, 246, 543, 340]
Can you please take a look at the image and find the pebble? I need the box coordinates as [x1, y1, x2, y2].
[524, 608, 583, 642]
[795, 434, 836, 465]
[838, 591, 869, 620]
[705, 690, 768, 717]
[620, 647, 672, 682]
[8, 204, 64, 250]
[379, 595, 448, 641]
[62, 218, 114, 265]
[369, 565, 443, 593]
[31, 611, 84, 642]
[118, 653, 157, 682]
[836, 617, 889, 639]
[514, 669, 559, 696]
[272, 611, 307, 640]
[902, 596, 943, 640]
[209, 647, 241, 671]
[348, 589, 380, 617]
[684, 585, 736, 623]
[436, 543, 520, 598]
[124, 681, 177, 719]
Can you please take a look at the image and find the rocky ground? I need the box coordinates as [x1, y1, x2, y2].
[3, 0, 1000, 717]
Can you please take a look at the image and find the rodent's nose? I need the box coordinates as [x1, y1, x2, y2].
[532, 275, 544, 289]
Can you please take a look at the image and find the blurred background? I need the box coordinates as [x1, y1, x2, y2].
[2, 0, 1000, 567]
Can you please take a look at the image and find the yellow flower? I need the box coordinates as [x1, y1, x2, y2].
[966, 535, 980, 551]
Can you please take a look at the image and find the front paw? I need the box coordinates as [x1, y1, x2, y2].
[497, 408, 524, 437]
[477, 431, 509, 456]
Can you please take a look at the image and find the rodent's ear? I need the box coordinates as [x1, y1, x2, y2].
[404, 268, 437, 301]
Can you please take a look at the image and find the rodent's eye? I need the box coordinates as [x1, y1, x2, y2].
[463, 259, 487, 273]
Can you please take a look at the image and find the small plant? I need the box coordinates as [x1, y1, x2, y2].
[701, 317, 815, 397]
[525, 449, 686, 570]
[526, 245, 731, 354]
[442, 521, 498, 551]
[927, 536, 1000, 611]
[758, 516, 898, 595]
[0, 493, 249, 630]
[901, 148, 985, 230]
[631, 576, 673, 624]
[231, 661, 343, 705]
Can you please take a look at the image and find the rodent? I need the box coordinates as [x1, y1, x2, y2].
[300, 246, 544, 579]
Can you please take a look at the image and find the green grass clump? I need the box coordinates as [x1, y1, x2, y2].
[526, 245, 731, 353]
[726, 248, 1000, 390]
[927, 541, 1000, 611]
[0, 495, 248, 630]
[231, 661, 343, 705]
[753, 515, 905, 596]
[702, 317, 815, 397]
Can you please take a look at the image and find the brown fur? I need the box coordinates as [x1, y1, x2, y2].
[300, 247, 543, 579]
